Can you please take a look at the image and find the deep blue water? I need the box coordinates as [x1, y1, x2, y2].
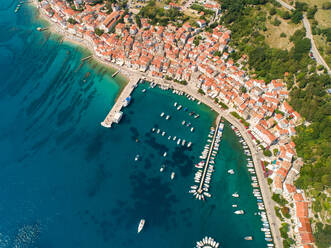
[0, 2, 268, 248]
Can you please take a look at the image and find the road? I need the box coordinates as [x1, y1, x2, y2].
[275, 0, 331, 74]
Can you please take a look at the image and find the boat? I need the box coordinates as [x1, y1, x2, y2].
[174, 102, 177, 107]
[157, 129, 160, 134]
[234, 210, 245, 215]
[165, 115, 170, 120]
[177, 139, 181, 145]
[244, 236, 253, 240]
[161, 131, 165, 136]
[123, 96, 131, 107]
[182, 120, 186, 125]
[228, 169, 235, 174]
[142, 89, 146, 93]
[135, 154, 140, 161]
[160, 164, 165, 172]
[187, 142, 192, 148]
[163, 152, 167, 157]
[189, 112, 194, 116]
[152, 128, 155, 132]
[191, 185, 198, 189]
[177, 105, 182, 110]
[173, 136, 177, 141]
[171, 172, 175, 180]
[182, 139, 186, 146]
[137, 219, 145, 233]
[232, 204, 238, 207]
[190, 127, 194, 132]
[194, 114, 200, 118]
[160, 112, 165, 117]
[232, 193, 239, 198]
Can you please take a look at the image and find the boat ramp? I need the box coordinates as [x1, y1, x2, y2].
[101, 77, 140, 128]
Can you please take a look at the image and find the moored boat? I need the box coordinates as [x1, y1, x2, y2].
[137, 219, 145, 233]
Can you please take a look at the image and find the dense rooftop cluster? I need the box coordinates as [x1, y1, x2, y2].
[37, 0, 315, 246]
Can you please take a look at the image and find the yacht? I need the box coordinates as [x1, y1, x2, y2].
[135, 154, 140, 161]
[137, 219, 145, 233]
[190, 127, 194, 132]
[232, 193, 240, 198]
[171, 172, 175, 180]
[228, 169, 235, 174]
[244, 236, 253, 240]
[163, 152, 167, 157]
[234, 210, 245, 215]
[160, 112, 165, 117]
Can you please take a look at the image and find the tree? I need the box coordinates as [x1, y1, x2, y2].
[68, 17, 77, 25]
[94, 28, 104, 36]
[291, 10, 303, 24]
[269, 7, 276, 16]
[263, 149, 272, 157]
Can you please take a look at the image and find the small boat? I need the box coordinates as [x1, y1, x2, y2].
[191, 185, 198, 189]
[234, 210, 245, 215]
[232, 204, 238, 207]
[182, 120, 186, 125]
[171, 172, 175, 180]
[187, 142, 192, 148]
[228, 169, 234, 174]
[160, 112, 165, 117]
[152, 128, 155, 132]
[135, 154, 140, 161]
[244, 236, 253, 240]
[166, 115, 170, 120]
[189, 112, 194, 116]
[163, 152, 167, 157]
[142, 89, 146, 92]
[174, 102, 177, 107]
[160, 164, 165, 172]
[157, 129, 160, 134]
[177, 139, 181, 145]
[232, 193, 239, 198]
[190, 127, 194, 132]
[168, 136, 171, 140]
[177, 105, 182, 110]
[162, 131, 166, 136]
[137, 219, 145, 233]
[194, 114, 200, 119]
[173, 136, 177, 141]
[184, 107, 188, 111]
[182, 139, 186, 146]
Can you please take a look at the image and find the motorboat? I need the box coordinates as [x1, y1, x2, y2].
[166, 115, 170, 120]
[174, 102, 177, 107]
[161, 131, 165, 136]
[135, 154, 140, 161]
[234, 210, 245, 215]
[228, 169, 235, 174]
[190, 127, 194, 132]
[137, 219, 145, 233]
[244, 236, 253, 240]
[182, 120, 186, 125]
[171, 172, 175, 180]
[160, 112, 165, 117]
[177, 139, 181, 145]
[152, 128, 155, 132]
[168, 136, 171, 140]
[157, 129, 160, 134]
[232, 204, 238, 207]
[177, 105, 182, 110]
[142, 89, 146, 93]
[182, 139, 186, 146]
[163, 152, 167, 157]
[160, 164, 165, 172]
[173, 136, 176, 140]
[232, 193, 239, 198]
[187, 142, 192, 148]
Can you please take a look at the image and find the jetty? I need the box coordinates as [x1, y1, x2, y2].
[101, 76, 140, 128]
[197, 116, 222, 193]
[81, 55, 92, 61]
[112, 70, 119, 78]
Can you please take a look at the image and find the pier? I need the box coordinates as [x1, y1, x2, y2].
[81, 55, 92, 61]
[101, 76, 140, 128]
[197, 115, 222, 194]
[112, 70, 119, 78]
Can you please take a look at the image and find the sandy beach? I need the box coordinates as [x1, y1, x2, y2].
[31, 1, 283, 247]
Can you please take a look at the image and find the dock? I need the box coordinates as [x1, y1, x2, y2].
[101, 77, 140, 128]
[197, 116, 222, 194]
[112, 70, 120, 78]
[81, 55, 92, 61]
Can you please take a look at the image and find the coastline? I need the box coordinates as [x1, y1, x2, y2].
[30, 1, 282, 247]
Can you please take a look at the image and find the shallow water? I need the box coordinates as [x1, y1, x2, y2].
[0, 3, 268, 248]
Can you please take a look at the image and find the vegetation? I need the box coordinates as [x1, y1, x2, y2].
[191, 3, 215, 16]
[68, 17, 78, 25]
[94, 28, 104, 36]
[230, 111, 250, 127]
[263, 149, 272, 157]
[314, 223, 331, 248]
[272, 193, 288, 206]
[198, 89, 205, 95]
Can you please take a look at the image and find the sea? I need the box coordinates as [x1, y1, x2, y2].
[0, 2, 268, 248]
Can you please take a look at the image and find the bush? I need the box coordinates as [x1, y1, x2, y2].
[94, 28, 104, 36]
[280, 11, 291, 20]
[322, 2, 331, 10]
[68, 17, 78, 25]
[281, 207, 291, 219]
[314, 223, 331, 248]
[291, 10, 303, 24]
[198, 89, 205, 95]
[268, 178, 273, 185]
[280, 32, 286, 38]
[263, 149, 272, 157]
[272, 193, 288, 206]
[273, 18, 281, 26]
[280, 223, 289, 239]
[273, 148, 279, 156]
[269, 8, 276, 16]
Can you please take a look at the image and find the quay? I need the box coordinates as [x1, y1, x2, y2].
[197, 115, 222, 194]
[101, 76, 140, 128]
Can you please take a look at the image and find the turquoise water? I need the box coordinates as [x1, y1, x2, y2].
[0, 2, 268, 247]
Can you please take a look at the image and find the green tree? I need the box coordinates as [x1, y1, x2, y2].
[291, 10, 303, 24]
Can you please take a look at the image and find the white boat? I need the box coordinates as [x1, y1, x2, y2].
[182, 120, 186, 125]
[232, 193, 239, 198]
[228, 169, 234, 174]
[187, 142, 192, 148]
[135, 154, 140, 161]
[244, 236, 253, 240]
[174, 102, 177, 107]
[157, 129, 160, 134]
[177, 139, 181, 145]
[234, 210, 245, 215]
[162, 131, 165, 136]
[232, 204, 238, 207]
[152, 128, 155, 132]
[190, 127, 194, 132]
[177, 105, 182, 110]
[171, 172, 175, 180]
[163, 152, 167, 157]
[160, 164, 165, 172]
[168, 136, 171, 140]
[137, 219, 145, 233]
[173, 136, 176, 141]
[191, 185, 198, 189]
[182, 139, 186, 146]
[160, 112, 165, 117]
[142, 89, 146, 92]
[166, 115, 170, 120]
